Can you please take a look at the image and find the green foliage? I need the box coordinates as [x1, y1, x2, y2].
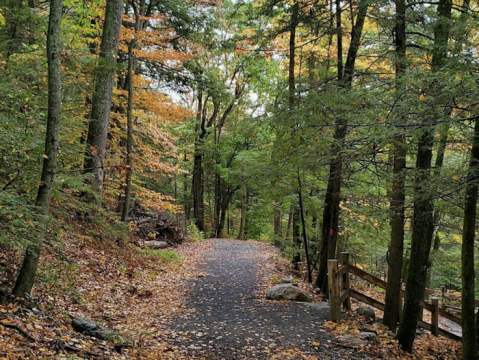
[137, 248, 181, 263]
[187, 222, 204, 242]
[36, 260, 81, 308]
[0, 192, 44, 248]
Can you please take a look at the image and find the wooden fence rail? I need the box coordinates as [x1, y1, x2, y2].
[328, 252, 462, 342]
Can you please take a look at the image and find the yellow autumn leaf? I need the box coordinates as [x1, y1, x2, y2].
[453, 175, 460, 180]
[419, 94, 425, 101]
[42, 154, 48, 159]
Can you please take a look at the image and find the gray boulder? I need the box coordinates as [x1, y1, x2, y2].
[145, 240, 169, 249]
[266, 284, 312, 302]
[358, 332, 380, 344]
[338, 334, 366, 347]
[72, 317, 114, 340]
[280, 277, 294, 284]
[304, 302, 330, 311]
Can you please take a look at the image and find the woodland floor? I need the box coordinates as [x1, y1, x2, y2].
[0, 237, 464, 359]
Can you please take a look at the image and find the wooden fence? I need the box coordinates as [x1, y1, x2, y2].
[328, 252, 462, 342]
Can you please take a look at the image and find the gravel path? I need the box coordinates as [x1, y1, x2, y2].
[166, 239, 367, 359]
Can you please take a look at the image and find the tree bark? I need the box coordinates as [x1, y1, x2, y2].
[273, 204, 282, 245]
[316, 0, 367, 292]
[396, 130, 435, 352]
[192, 92, 205, 231]
[396, 0, 451, 351]
[13, 0, 63, 297]
[83, 0, 123, 188]
[238, 190, 246, 240]
[121, 0, 145, 222]
[121, 41, 134, 223]
[461, 117, 479, 360]
[298, 174, 312, 282]
[383, 0, 407, 331]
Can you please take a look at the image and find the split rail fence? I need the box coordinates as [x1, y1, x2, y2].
[328, 252, 462, 342]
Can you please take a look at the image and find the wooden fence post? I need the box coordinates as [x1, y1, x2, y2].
[431, 298, 439, 336]
[328, 259, 340, 322]
[440, 286, 446, 309]
[340, 252, 351, 310]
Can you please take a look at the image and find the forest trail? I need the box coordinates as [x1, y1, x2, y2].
[164, 238, 366, 360]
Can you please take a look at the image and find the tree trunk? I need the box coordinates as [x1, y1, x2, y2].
[383, 0, 407, 331]
[13, 0, 63, 297]
[83, 0, 123, 188]
[316, 0, 368, 292]
[238, 190, 246, 240]
[192, 93, 205, 232]
[396, 0, 451, 351]
[396, 130, 435, 352]
[120, 0, 145, 222]
[273, 204, 282, 246]
[121, 41, 134, 223]
[214, 171, 221, 237]
[243, 188, 250, 239]
[461, 117, 479, 360]
[217, 185, 238, 237]
[298, 175, 312, 282]
[292, 204, 301, 248]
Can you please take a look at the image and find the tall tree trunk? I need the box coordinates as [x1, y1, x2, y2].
[83, 0, 123, 188]
[383, 0, 407, 331]
[217, 185, 239, 237]
[396, 0, 451, 351]
[121, 0, 145, 222]
[316, 0, 368, 292]
[192, 93, 205, 232]
[292, 204, 301, 248]
[298, 174, 312, 282]
[183, 153, 190, 227]
[288, 2, 301, 252]
[461, 118, 479, 360]
[13, 0, 62, 297]
[238, 189, 246, 240]
[273, 204, 282, 245]
[243, 188, 250, 239]
[396, 130, 435, 352]
[214, 171, 221, 237]
[121, 42, 134, 222]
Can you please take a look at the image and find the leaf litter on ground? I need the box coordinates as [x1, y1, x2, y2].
[0, 235, 466, 359]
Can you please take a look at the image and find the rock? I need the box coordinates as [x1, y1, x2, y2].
[280, 277, 293, 284]
[304, 302, 330, 311]
[266, 284, 312, 302]
[145, 240, 169, 249]
[358, 332, 380, 344]
[72, 317, 114, 340]
[337, 334, 366, 347]
[32, 308, 45, 316]
[356, 307, 376, 320]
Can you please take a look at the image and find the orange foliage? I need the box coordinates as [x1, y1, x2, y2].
[104, 13, 194, 215]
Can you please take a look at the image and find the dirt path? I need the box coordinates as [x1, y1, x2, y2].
[164, 239, 367, 360]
